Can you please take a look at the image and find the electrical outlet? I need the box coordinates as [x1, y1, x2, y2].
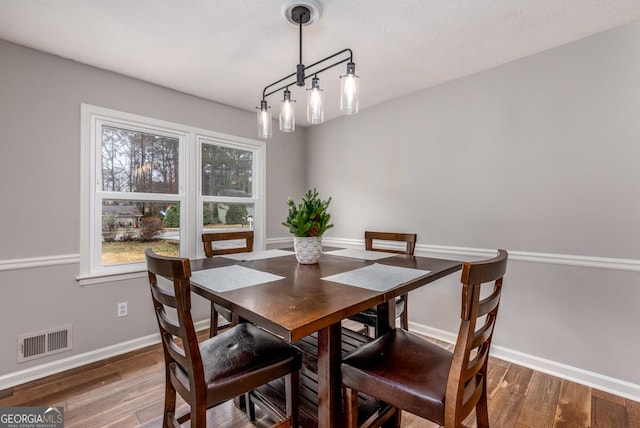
[117, 302, 128, 317]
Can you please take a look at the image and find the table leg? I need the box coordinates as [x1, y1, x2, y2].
[376, 301, 400, 428]
[375, 300, 396, 337]
[317, 322, 343, 428]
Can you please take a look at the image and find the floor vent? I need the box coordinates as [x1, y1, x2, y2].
[18, 325, 72, 363]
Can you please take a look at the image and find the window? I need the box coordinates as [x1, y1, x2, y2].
[80, 105, 265, 283]
[200, 138, 258, 233]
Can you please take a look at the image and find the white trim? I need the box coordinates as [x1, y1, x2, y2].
[0, 254, 79, 271]
[3, 240, 640, 273]
[5, 312, 638, 402]
[507, 250, 640, 271]
[76, 271, 147, 286]
[265, 236, 294, 248]
[319, 237, 640, 272]
[410, 322, 640, 402]
[0, 320, 208, 390]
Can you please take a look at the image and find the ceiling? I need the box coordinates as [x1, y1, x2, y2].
[1, 0, 640, 127]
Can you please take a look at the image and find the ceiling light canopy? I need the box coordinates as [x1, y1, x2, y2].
[257, 0, 360, 138]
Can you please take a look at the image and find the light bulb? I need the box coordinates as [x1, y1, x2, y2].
[307, 76, 324, 124]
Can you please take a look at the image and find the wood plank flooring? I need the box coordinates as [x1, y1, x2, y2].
[1, 325, 638, 428]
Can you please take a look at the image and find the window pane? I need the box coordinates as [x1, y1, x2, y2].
[102, 200, 180, 266]
[203, 202, 254, 230]
[201, 144, 253, 197]
[101, 125, 179, 194]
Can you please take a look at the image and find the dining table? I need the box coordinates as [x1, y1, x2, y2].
[189, 247, 462, 428]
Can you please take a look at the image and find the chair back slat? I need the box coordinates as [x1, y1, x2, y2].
[464, 344, 489, 382]
[364, 231, 417, 255]
[155, 308, 182, 338]
[470, 321, 494, 350]
[460, 379, 484, 417]
[477, 282, 502, 317]
[445, 249, 508, 427]
[202, 230, 254, 257]
[166, 335, 190, 372]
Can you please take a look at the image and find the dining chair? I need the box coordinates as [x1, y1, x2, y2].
[347, 231, 417, 336]
[341, 249, 508, 428]
[202, 230, 254, 337]
[145, 248, 301, 428]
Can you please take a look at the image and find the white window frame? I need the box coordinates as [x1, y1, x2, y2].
[79, 104, 266, 284]
[196, 135, 265, 259]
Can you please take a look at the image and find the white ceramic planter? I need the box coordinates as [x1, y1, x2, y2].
[293, 236, 322, 264]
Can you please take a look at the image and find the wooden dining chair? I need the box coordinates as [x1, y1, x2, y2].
[341, 249, 508, 428]
[202, 230, 254, 337]
[145, 248, 301, 428]
[347, 231, 417, 335]
[202, 230, 254, 257]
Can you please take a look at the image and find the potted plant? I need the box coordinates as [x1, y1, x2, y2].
[282, 188, 333, 264]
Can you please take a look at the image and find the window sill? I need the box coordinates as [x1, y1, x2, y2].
[76, 270, 147, 286]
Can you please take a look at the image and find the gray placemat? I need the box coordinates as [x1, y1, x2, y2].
[323, 248, 397, 260]
[220, 249, 294, 261]
[321, 263, 431, 291]
[191, 265, 284, 292]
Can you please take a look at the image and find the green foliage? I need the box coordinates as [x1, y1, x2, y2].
[225, 204, 248, 225]
[282, 188, 333, 237]
[102, 212, 117, 232]
[139, 216, 164, 241]
[163, 205, 180, 227]
[203, 204, 213, 225]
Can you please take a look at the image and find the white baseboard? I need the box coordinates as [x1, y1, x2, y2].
[410, 322, 640, 402]
[0, 320, 208, 390]
[4, 315, 639, 403]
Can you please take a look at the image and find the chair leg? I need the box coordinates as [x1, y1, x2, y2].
[381, 409, 401, 428]
[285, 371, 299, 428]
[209, 303, 219, 338]
[183, 389, 207, 428]
[476, 377, 490, 428]
[162, 369, 177, 428]
[401, 294, 409, 330]
[245, 392, 256, 421]
[343, 386, 359, 428]
[366, 325, 376, 338]
[190, 404, 207, 428]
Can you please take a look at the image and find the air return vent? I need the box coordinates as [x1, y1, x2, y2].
[18, 325, 72, 363]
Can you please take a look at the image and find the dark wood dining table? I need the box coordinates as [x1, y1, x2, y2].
[189, 249, 462, 428]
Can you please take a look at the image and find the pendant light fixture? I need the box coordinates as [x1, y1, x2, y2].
[307, 75, 324, 124]
[279, 88, 296, 132]
[257, 100, 272, 139]
[257, 0, 360, 138]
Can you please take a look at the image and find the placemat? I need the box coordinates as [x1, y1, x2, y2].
[321, 263, 430, 291]
[191, 265, 284, 292]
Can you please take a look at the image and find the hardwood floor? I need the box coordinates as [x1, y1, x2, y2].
[1, 326, 638, 428]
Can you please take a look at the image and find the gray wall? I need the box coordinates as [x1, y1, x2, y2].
[0, 39, 306, 376]
[306, 21, 640, 386]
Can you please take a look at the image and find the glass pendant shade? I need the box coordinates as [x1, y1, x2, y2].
[340, 62, 360, 115]
[279, 89, 296, 132]
[257, 101, 272, 139]
[307, 76, 325, 124]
